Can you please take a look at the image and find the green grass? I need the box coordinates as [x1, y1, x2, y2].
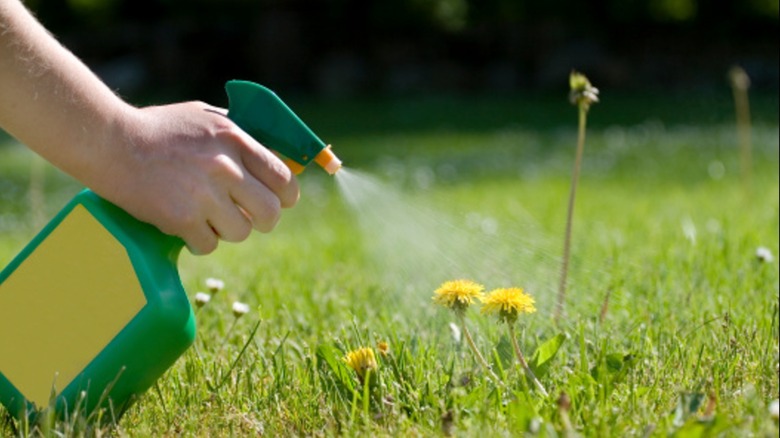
[1, 91, 778, 436]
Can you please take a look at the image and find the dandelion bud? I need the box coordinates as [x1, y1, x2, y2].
[193, 292, 211, 308]
[728, 66, 750, 91]
[205, 277, 225, 294]
[232, 301, 250, 318]
[557, 392, 572, 412]
[376, 341, 390, 357]
[569, 70, 599, 111]
[770, 399, 779, 421]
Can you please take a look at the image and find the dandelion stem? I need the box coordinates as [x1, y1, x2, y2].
[508, 324, 548, 397]
[556, 105, 587, 324]
[362, 368, 372, 418]
[729, 66, 752, 191]
[458, 313, 500, 383]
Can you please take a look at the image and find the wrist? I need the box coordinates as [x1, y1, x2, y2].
[79, 100, 144, 200]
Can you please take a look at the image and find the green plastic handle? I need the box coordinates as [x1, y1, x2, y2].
[225, 80, 327, 167]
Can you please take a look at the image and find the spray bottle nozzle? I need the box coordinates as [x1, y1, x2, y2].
[314, 145, 342, 175]
[225, 80, 341, 175]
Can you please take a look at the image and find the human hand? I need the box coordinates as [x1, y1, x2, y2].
[1, 0, 298, 254]
[94, 101, 300, 255]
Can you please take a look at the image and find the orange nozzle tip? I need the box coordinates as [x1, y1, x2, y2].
[314, 145, 342, 175]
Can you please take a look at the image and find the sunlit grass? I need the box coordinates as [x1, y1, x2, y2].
[1, 93, 778, 436]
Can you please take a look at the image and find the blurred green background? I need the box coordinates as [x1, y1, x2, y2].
[9, 0, 779, 104]
[1, 0, 778, 216]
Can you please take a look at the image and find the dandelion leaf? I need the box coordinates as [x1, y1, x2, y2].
[529, 333, 567, 379]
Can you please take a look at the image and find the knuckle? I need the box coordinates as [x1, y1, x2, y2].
[214, 123, 245, 144]
[189, 100, 208, 109]
[204, 154, 242, 181]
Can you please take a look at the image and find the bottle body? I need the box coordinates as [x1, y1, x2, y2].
[0, 189, 195, 419]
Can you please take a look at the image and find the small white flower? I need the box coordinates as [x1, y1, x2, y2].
[232, 301, 250, 318]
[528, 418, 542, 434]
[756, 247, 774, 263]
[770, 399, 779, 420]
[205, 277, 225, 293]
[193, 292, 211, 308]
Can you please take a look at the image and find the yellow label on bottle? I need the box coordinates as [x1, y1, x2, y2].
[0, 205, 146, 407]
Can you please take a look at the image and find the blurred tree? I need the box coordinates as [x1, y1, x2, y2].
[18, 0, 778, 98]
[649, 0, 698, 22]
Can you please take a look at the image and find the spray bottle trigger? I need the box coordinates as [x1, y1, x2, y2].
[282, 158, 306, 175]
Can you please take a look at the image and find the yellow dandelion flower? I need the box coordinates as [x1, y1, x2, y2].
[343, 347, 377, 380]
[481, 287, 536, 324]
[432, 279, 485, 314]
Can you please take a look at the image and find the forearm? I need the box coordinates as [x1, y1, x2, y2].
[0, 0, 132, 186]
[1, 0, 299, 255]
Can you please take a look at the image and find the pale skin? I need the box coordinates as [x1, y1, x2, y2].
[0, 0, 299, 255]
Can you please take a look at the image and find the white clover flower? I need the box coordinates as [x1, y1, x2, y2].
[756, 247, 774, 263]
[193, 292, 211, 308]
[232, 301, 250, 318]
[205, 277, 225, 293]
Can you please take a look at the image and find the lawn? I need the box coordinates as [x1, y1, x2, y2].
[1, 89, 778, 437]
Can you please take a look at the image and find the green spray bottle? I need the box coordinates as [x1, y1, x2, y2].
[0, 81, 341, 420]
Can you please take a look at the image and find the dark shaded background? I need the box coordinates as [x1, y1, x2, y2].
[22, 0, 780, 102]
